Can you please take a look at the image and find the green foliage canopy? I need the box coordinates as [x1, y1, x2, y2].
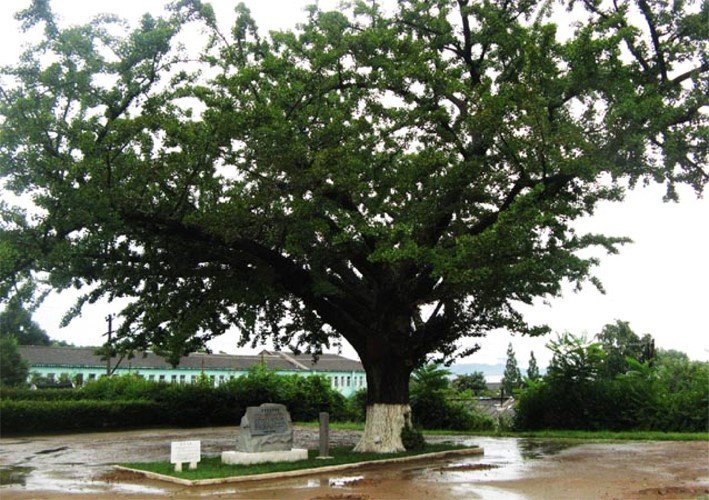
[0, 335, 29, 386]
[453, 371, 488, 395]
[526, 351, 541, 381]
[502, 342, 523, 395]
[410, 363, 493, 430]
[0, 300, 51, 346]
[547, 331, 606, 382]
[596, 320, 655, 377]
[515, 331, 708, 431]
[0, 0, 706, 404]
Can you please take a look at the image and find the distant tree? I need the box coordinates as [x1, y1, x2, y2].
[655, 348, 690, 365]
[527, 351, 541, 381]
[411, 363, 452, 394]
[0, 301, 51, 346]
[515, 333, 707, 432]
[547, 333, 606, 383]
[596, 320, 654, 377]
[501, 343, 523, 396]
[0, 336, 29, 386]
[410, 363, 491, 430]
[410, 363, 452, 427]
[453, 371, 488, 395]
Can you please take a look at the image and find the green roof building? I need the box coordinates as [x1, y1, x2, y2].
[18, 345, 366, 397]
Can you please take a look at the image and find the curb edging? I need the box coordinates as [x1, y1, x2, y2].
[115, 446, 484, 486]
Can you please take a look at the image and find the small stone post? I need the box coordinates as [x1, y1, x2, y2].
[317, 411, 332, 459]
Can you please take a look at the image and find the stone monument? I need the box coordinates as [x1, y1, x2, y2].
[170, 440, 200, 472]
[222, 403, 308, 465]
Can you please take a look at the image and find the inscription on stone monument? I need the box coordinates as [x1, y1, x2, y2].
[170, 440, 200, 472]
[236, 403, 294, 453]
[251, 406, 289, 436]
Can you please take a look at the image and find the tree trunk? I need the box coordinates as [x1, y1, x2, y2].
[354, 403, 412, 453]
[353, 353, 413, 453]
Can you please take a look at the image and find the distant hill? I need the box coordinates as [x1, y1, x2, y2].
[450, 362, 545, 383]
[449, 363, 505, 380]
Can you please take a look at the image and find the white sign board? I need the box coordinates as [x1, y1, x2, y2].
[171, 440, 201, 472]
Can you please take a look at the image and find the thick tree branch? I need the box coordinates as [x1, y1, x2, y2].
[636, 0, 668, 81]
[119, 209, 371, 349]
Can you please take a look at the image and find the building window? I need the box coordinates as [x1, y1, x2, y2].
[159, 375, 165, 382]
[347, 376, 351, 387]
[191, 375, 197, 383]
[88, 373, 96, 380]
[334, 377, 338, 387]
[230, 375, 235, 380]
[179, 374, 186, 383]
[171, 375, 177, 383]
[219, 375, 225, 385]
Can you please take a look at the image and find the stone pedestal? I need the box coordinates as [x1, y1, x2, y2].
[221, 448, 308, 465]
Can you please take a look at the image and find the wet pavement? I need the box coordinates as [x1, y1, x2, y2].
[0, 427, 707, 499]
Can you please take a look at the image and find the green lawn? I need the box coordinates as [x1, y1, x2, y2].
[423, 429, 708, 441]
[294, 422, 708, 441]
[122, 443, 471, 481]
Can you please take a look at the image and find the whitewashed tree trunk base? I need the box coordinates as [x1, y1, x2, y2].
[354, 404, 412, 453]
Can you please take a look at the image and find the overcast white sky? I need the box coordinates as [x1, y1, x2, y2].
[1, 0, 707, 369]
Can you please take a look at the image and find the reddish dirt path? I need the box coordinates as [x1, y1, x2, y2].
[1, 427, 707, 499]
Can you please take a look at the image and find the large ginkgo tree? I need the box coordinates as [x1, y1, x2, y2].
[1, 0, 706, 451]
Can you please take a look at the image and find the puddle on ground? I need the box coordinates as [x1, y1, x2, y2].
[110, 482, 170, 496]
[638, 486, 709, 497]
[436, 463, 500, 472]
[310, 494, 369, 500]
[329, 475, 383, 488]
[0, 466, 34, 486]
[329, 475, 365, 487]
[518, 440, 576, 460]
[36, 446, 69, 455]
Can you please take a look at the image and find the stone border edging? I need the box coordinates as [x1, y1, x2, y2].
[114, 446, 484, 486]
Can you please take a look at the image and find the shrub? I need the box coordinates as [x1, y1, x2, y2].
[159, 382, 237, 427]
[401, 425, 425, 451]
[80, 373, 159, 400]
[348, 388, 368, 422]
[0, 336, 28, 387]
[515, 343, 709, 432]
[0, 400, 164, 434]
[410, 364, 495, 431]
[0, 387, 84, 401]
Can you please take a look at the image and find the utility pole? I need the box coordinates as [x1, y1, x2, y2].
[104, 314, 113, 376]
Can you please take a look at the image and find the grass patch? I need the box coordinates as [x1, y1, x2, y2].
[122, 443, 469, 481]
[294, 423, 707, 441]
[421, 429, 709, 441]
[295, 421, 364, 431]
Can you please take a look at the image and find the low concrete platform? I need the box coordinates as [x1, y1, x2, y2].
[116, 446, 484, 486]
[222, 448, 308, 465]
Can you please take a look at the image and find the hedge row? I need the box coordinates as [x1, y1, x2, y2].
[0, 387, 85, 401]
[0, 400, 165, 433]
[0, 368, 357, 434]
[515, 360, 709, 432]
